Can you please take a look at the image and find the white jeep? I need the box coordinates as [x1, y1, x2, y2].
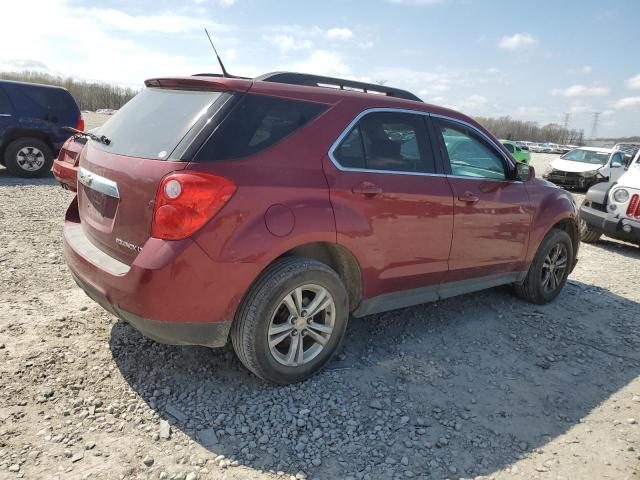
[579, 149, 640, 246]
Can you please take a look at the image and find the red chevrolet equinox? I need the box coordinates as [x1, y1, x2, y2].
[63, 72, 579, 384]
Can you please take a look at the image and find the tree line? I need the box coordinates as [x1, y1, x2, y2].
[474, 116, 585, 145]
[0, 71, 138, 111]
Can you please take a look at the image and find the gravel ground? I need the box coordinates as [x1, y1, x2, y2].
[1, 153, 639, 480]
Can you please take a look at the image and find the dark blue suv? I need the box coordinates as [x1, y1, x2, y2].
[0, 80, 83, 178]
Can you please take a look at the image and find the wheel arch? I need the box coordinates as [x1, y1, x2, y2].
[277, 242, 363, 313]
[1, 128, 55, 159]
[551, 217, 579, 266]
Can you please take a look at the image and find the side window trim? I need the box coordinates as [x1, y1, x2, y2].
[328, 108, 440, 177]
[423, 115, 447, 175]
[431, 115, 517, 181]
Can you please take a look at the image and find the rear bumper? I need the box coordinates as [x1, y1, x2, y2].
[52, 158, 78, 192]
[70, 271, 232, 347]
[580, 204, 640, 243]
[63, 198, 260, 347]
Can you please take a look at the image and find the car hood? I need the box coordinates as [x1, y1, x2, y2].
[550, 158, 604, 173]
[617, 166, 640, 189]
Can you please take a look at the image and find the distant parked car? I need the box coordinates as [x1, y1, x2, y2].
[580, 149, 640, 246]
[0, 80, 84, 177]
[613, 142, 640, 167]
[500, 139, 531, 164]
[539, 143, 562, 154]
[543, 147, 625, 190]
[63, 71, 579, 384]
[529, 143, 544, 153]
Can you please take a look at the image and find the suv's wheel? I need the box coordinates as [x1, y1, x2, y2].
[514, 228, 574, 304]
[579, 217, 602, 243]
[231, 257, 349, 384]
[4, 138, 54, 178]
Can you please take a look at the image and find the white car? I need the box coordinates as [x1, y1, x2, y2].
[579, 149, 640, 246]
[543, 147, 625, 190]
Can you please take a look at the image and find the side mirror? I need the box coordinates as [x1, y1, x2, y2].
[516, 162, 535, 181]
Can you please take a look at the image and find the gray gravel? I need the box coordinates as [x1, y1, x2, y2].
[1, 153, 639, 480]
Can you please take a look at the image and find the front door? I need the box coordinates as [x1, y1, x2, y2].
[432, 117, 531, 282]
[323, 110, 454, 300]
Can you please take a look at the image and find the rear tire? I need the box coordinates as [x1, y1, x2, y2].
[515, 228, 574, 304]
[579, 217, 602, 243]
[231, 256, 349, 385]
[4, 137, 53, 178]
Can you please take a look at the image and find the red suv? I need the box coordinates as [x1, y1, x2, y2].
[63, 72, 579, 384]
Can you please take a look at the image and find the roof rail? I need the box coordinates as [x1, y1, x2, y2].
[256, 72, 423, 102]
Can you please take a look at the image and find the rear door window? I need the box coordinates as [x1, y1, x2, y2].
[93, 88, 225, 160]
[333, 111, 436, 174]
[195, 94, 327, 161]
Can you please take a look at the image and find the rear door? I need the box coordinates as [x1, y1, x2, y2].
[77, 87, 232, 264]
[0, 86, 15, 139]
[323, 109, 454, 299]
[432, 116, 531, 282]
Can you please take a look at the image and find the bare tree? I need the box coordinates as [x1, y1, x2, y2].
[474, 115, 586, 145]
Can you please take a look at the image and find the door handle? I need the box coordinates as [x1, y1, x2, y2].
[352, 182, 383, 196]
[458, 191, 479, 203]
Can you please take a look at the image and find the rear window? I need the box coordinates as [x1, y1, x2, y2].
[194, 94, 327, 161]
[93, 88, 224, 159]
[21, 86, 76, 114]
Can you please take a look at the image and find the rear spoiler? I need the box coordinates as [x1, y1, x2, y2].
[144, 77, 251, 93]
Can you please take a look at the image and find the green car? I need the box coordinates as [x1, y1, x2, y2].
[500, 140, 531, 164]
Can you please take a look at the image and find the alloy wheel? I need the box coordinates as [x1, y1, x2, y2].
[541, 243, 568, 293]
[16, 146, 45, 171]
[268, 284, 336, 367]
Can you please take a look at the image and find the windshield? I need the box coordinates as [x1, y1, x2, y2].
[560, 148, 609, 165]
[93, 88, 223, 160]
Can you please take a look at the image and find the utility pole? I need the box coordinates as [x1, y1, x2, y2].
[562, 113, 570, 144]
[590, 112, 601, 145]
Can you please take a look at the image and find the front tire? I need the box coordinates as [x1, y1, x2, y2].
[579, 218, 602, 243]
[4, 137, 54, 178]
[515, 228, 574, 304]
[231, 257, 349, 385]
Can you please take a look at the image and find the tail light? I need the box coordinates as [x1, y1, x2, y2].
[151, 172, 236, 241]
[76, 113, 85, 132]
[627, 194, 640, 218]
[59, 148, 78, 165]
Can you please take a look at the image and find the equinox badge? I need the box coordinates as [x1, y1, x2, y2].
[116, 238, 142, 253]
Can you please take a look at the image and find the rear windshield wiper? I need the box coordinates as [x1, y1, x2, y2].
[63, 127, 111, 146]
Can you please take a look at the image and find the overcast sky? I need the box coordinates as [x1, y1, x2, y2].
[2, 0, 639, 137]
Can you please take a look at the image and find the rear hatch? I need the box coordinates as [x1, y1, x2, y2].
[77, 84, 239, 265]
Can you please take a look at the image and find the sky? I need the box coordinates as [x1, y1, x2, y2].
[2, 0, 640, 138]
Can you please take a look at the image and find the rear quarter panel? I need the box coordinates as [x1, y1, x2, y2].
[187, 100, 347, 266]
